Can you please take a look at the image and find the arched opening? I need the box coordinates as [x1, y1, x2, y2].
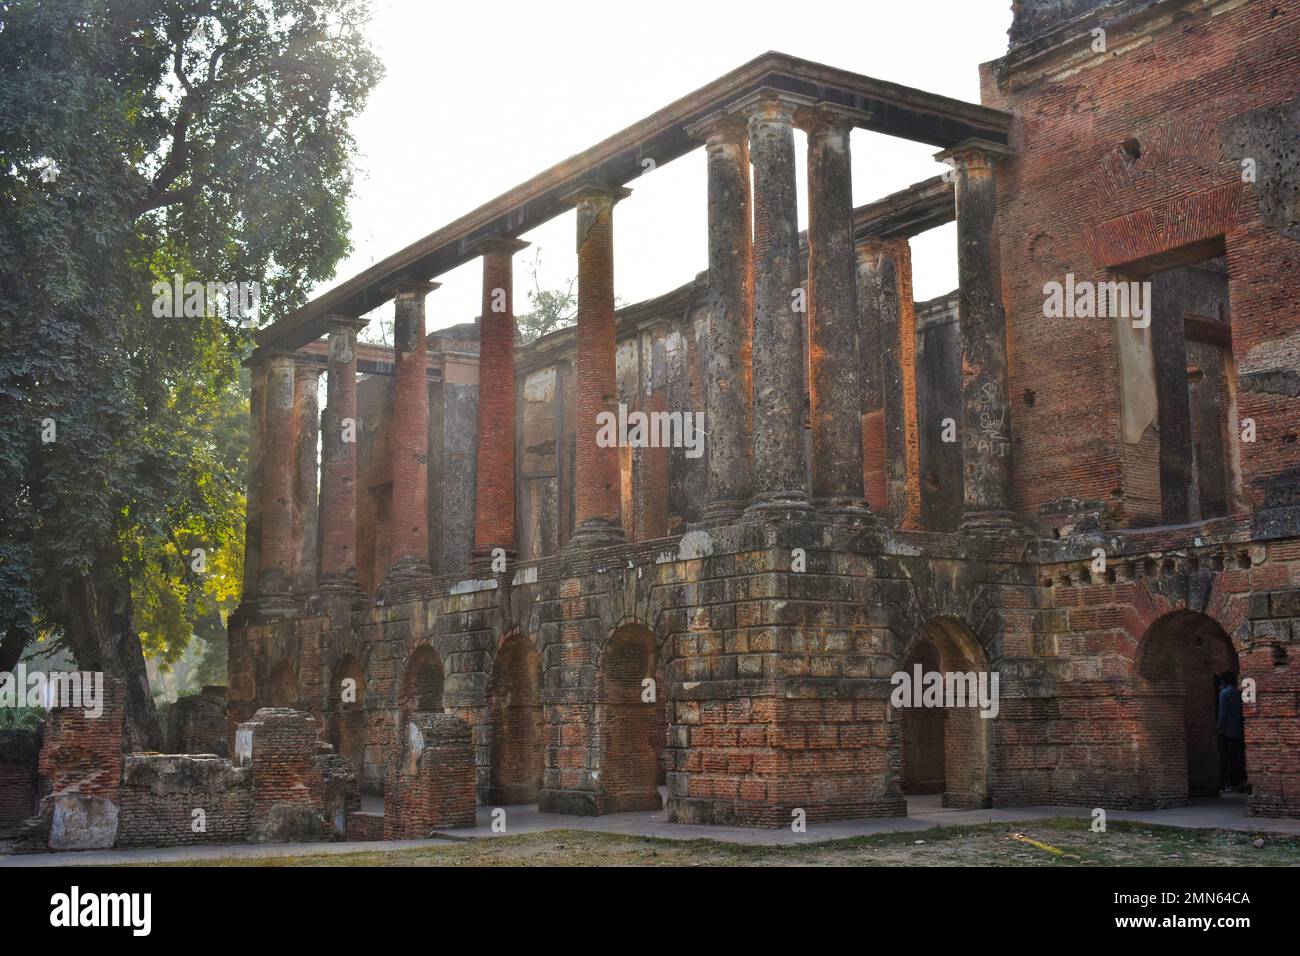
[486, 632, 544, 805]
[329, 655, 369, 791]
[1137, 610, 1240, 799]
[399, 645, 445, 728]
[266, 659, 296, 708]
[600, 624, 664, 813]
[900, 639, 944, 795]
[896, 617, 991, 809]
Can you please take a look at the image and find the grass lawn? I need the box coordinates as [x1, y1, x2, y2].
[137, 818, 1300, 867]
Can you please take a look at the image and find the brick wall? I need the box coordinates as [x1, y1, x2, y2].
[383, 712, 476, 837]
[117, 755, 252, 847]
[979, 0, 1300, 524]
[0, 729, 39, 837]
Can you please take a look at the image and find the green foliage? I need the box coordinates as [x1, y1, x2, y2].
[516, 248, 576, 343]
[0, 1, 381, 687]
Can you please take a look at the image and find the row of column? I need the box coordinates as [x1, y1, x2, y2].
[692, 91, 1018, 532]
[242, 241, 534, 611]
[241, 103, 1019, 613]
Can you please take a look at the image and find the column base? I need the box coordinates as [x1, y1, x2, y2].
[564, 518, 625, 551]
[700, 498, 749, 527]
[960, 509, 1028, 536]
[240, 592, 298, 620]
[744, 490, 816, 522]
[376, 556, 434, 603]
[307, 575, 367, 614]
[816, 496, 882, 528]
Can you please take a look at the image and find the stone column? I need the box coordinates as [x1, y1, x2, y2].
[240, 357, 268, 603]
[291, 362, 323, 597]
[317, 315, 369, 599]
[800, 105, 871, 523]
[563, 183, 631, 550]
[857, 237, 921, 528]
[736, 91, 814, 518]
[468, 235, 530, 567]
[686, 111, 753, 524]
[256, 350, 298, 614]
[383, 278, 438, 585]
[856, 240, 889, 514]
[935, 138, 1018, 533]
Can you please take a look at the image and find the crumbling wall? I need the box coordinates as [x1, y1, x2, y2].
[236, 706, 356, 841]
[32, 676, 125, 850]
[117, 754, 252, 847]
[384, 712, 476, 838]
[0, 728, 39, 838]
[165, 685, 229, 757]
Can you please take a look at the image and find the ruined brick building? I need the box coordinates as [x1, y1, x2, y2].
[219, 0, 1299, 833]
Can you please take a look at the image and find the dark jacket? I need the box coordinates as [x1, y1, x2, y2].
[1217, 684, 1244, 739]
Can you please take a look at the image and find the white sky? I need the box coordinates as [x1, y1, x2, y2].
[325, 0, 1014, 340]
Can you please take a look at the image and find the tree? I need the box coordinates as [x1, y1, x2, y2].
[0, 0, 381, 748]
[516, 247, 576, 342]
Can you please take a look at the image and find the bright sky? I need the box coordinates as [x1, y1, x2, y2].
[327, 0, 1014, 340]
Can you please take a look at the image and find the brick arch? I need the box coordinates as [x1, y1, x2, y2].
[596, 622, 665, 813]
[1118, 573, 1249, 673]
[485, 629, 544, 805]
[895, 616, 992, 809]
[1133, 609, 1239, 801]
[398, 645, 445, 723]
[328, 655, 368, 790]
[265, 659, 297, 708]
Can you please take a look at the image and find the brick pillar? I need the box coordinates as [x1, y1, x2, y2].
[291, 362, 323, 597]
[383, 278, 438, 587]
[468, 235, 530, 567]
[317, 315, 369, 600]
[857, 237, 921, 528]
[240, 358, 268, 603]
[564, 183, 631, 550]
[856, 240, 888, 513]
[256, 351, 298, 614]
[687, 112, 753, 524]
[800, 105, 872, 523]
[936, 138, 1018, 533]
[739, 92, 814, 519]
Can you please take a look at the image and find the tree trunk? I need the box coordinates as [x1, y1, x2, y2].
[60, 560, 162, 752]
[0, 625, 27, 675]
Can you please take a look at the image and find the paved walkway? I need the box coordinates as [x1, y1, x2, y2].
[3, 792, 1294, 867]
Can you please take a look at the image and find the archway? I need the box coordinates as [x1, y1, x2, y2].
[266, 659, 296, 708]
[1136, 610, 1239, 798]
[399, 645, 445, 728]
[600, 624, 664, 813]
[900, 639, 944, 795]
[896, 617, 991, 809]
[486, 633, 544, 805]
[329, 655, 369, 791]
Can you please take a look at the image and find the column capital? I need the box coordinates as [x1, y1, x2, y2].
[382, 277, 441, 299]
[727, 87, 815, 126]
[323, 313, 370, 334]
[464, 235, 531, 257]
[684, 109, 748, 146]
[292, 357, 325, 376]
[794, 102, 871, 137]
[933, 137, 1015, 170]
[560, 181, 632, 211]
[243, 345, 298, 369]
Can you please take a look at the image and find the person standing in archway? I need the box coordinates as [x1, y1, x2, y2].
[1216, 671, 1245, 793]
